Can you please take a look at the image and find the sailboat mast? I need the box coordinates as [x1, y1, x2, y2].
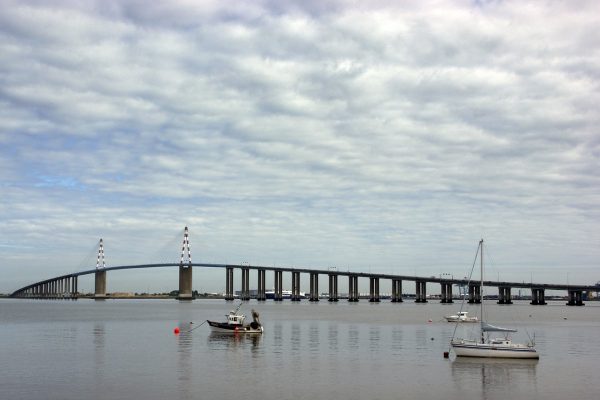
[480, 238, 484, 344]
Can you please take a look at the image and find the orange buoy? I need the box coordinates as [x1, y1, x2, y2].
[174, 327, 180, 334]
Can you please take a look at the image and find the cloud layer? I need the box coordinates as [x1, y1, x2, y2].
[1, 0, 599, 293]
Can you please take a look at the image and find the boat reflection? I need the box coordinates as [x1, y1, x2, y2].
[207, 331, 262, 349]
[451, 357, 538, 395]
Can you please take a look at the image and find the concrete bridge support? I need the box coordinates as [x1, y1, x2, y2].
[71, 276, 78, 299]
[567, 290, 585, 306]
[240, 268, 250, 301]
[328, 274, 339, 302]
[178, 265, 193, 300]
[440, 282, 453, 303]
[348, 275, 359, 302]
[12, 274, 75, 300]
[497, 287, 513, 304]
[391, 279, 403, 302]
[291, 271, 301, 301]
[369, 277, 380, 302]
[274, 270, 283, 301]
[530, 288, 547, 305]
[256, 269, 266, 301]
[94, 270, 107, 299]
[415, 281, 427, 303]
[225, 267, 234, 301]
[468, 284, 481, 304]
[309, 272, 319, 301]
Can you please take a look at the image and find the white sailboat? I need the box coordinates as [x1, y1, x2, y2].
[450, 239, 539, 359]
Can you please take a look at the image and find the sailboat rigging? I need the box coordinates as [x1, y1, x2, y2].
[450, 239, 539, 359]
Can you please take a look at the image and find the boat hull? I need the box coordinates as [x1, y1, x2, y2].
[445, 317, 478, 323]
[207, 320, 263, 334]
[451, 340, 539, 359]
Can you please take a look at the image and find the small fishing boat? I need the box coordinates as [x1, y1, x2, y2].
[207, 304, 263, 334]
[450, 239, 539, 359]
[445, 311, 478, 323]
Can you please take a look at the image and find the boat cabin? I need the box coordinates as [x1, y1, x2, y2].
[227, 311, 245, 326]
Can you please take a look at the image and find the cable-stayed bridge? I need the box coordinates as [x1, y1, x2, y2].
[10, 228, 598, 306]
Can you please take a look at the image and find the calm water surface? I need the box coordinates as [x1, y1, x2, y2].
[1, 299, 598, 400]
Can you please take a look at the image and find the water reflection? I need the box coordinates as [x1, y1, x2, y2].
[391, 327, 404, 355]
[451, 357, 538, 397]
[92, 323, 105, 395]
[176, 324, 194, 400]
[348, 325, 359, 351]
[290, 323, 301, 353]
[328, 323, 338, 351]
[93, 323, 105, 350]
[308, 323, 320, 355]
[368, 325, 380, 353]
[207, 332, 262, 349]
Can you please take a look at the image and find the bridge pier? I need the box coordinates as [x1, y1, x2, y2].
[240, 267, 250, 301]
[71, 276, 78, 299]
[328, 274, 339, 302]
[440, 282, 453, 303]
[468, 283, 481, 304]
[309, 272, 319, 301]
[291, 271, 301, 301]
[567, 290, 585, 306]
[256, 269, 266, 301]
[177, 265, 193, 300]
[369, 277, 380, 302]
[94, 270, 107, 299]
[391, 279, 403, 302]
[497, 286, 513, 304]
[415, 281, 427, 303]
[348, 275, 359, 302]
[530, 288, 547, 305]
[225, 267, 234, 301]
[274, 270, 283, 301]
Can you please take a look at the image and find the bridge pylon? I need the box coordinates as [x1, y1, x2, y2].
[94, 238, 107, 300]
[177, 226, 194, 300]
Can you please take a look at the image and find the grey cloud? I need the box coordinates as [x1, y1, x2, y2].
[1, 0, 599, 292]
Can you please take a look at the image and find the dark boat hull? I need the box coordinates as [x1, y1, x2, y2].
[207, 320, 263, 334]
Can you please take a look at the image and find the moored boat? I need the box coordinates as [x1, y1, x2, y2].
[450, 240, 539, 359]
[207, 304, 263, 334]
[445, 311, 478, 323]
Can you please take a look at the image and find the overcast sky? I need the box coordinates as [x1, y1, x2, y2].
[1, 0, 599, 295]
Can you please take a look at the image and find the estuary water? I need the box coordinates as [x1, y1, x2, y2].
[1, 298, 598, 400]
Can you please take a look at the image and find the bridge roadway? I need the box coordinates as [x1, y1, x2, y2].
[9, 262, 598, 306]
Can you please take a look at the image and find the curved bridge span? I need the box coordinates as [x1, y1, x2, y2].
[10, 262, 598, 306]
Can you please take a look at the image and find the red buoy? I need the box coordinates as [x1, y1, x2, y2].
[174, 327, 180, 334]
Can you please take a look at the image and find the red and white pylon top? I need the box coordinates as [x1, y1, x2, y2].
[96, 238, 105, 269]
[180, 226, 192, 268]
